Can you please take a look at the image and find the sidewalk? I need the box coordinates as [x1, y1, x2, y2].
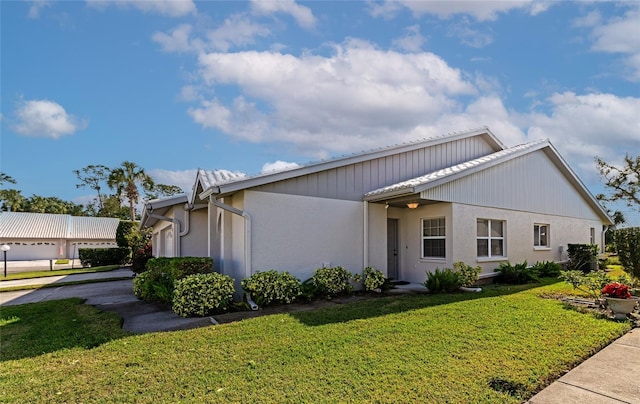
[527, 327, 640, 403]
[0, 267, 134, 290]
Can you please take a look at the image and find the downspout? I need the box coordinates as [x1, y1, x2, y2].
[208, 197, 252, 280]
[209, 196, 258, 311]
[181, 203, 207, 238]
[148, 213, 181, 257]
[601, 225, 610, 255]
[363, 201, 369, 269]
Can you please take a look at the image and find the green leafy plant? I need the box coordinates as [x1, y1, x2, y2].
[172, 273, 235, 317]
[363, 266, 388, 292]
[78, 248, 130, 267]
[424, 267, 460, 293]
[495, 261, 538, 284]
[531, 260, 562, 278]
[614, 227, 640, 281]
[241, 270, 302, 306]
[133, 257, 214, 304]
[560, 269, 611, 300]
[308, 266, 359, 298]
[567, 244, 599, 272]
[453, 261, 481, 287]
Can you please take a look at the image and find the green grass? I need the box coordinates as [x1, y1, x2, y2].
[0, 265, 122, 282]
[0, 280, 631, 403]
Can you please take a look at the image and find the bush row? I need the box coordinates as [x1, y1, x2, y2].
[79, 247, 130, 267]
[134, 259, 390, 318]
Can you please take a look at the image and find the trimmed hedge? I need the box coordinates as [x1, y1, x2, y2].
[79, 248, 129, 267]
[133, 257, 214, 304]
[172, 273, 235, 317]
[306, 266, 360, 298]
[241, 270, 302, 306]
[614, 227, 640, 280]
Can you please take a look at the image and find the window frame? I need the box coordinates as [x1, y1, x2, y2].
[534, 223, 550, 250]
[476, 218, 506, 260]
[421, 217, 446, 259]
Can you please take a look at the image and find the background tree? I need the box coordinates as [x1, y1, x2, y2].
[596, 154, 640, 223]
[145, 183, 184, 200]
[108, 161, 155, 221]
[73, 164, 110, 212]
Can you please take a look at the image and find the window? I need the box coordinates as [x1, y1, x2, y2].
[590, 227, 595, 244]
[534, 224, 549, 248]
[477, 219, 505, 258]
[422, 217, 445, 258]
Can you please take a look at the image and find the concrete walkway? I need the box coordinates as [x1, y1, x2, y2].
[527, 328, 640, 403]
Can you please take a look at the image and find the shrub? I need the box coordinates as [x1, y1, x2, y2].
[495, 261, 538, 284]
[134, 257, 214, 304]
[614, 227, 640, 281]
[531, 260, 562, 278]
[241, 270, 302, 306]
[425, 268, 460, 293]
[453, 262, 481, 287]
[132, 270, 174, 303]
[172, 273, 235, 317]
[308, 266, 359, 298]
[363, 266, 388, 292]
[131, 243, 152, 274]
[567, 244, 599, 272]
[560, 269, 611, 300]
[79, 248, 129, 267]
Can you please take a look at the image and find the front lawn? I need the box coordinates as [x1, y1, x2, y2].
[0, 280, 631, 403]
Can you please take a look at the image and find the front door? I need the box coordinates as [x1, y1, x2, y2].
[387, 218, 399, 280]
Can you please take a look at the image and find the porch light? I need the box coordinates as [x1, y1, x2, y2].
[407, 202, 419, 209]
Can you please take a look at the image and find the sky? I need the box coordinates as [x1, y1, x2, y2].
[1, 0, 639, 226]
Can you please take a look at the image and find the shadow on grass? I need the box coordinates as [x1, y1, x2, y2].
[290, 278, 562, 327]
[0, 298, 131, 362]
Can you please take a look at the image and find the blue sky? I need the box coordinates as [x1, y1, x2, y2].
[1, 0, 639, 225]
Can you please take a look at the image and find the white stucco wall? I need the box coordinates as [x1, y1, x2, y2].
[180, 208, 209, 258]
[244, 190, 365, 282]
[392, 202, 604, 283]
[367, 202, 387, 272]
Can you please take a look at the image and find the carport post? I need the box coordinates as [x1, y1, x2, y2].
[1, 244, 10, 277]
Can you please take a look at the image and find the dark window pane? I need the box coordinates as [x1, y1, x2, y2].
[491, 221, 503, 237]
[477, 219, 488, 237]
[424, 239, 445, 258]
[491, 239, 503, 256]
[477, 239, 488, 257]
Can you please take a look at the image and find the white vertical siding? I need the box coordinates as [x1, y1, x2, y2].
[420, 150, 602, 220]
[254, 136, 496, 200]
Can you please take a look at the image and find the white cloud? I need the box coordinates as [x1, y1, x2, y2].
[392, 25, 426, 52]
[250, 0, 317, 29]
[206, 14, 271, 52]
[524, 92, 640, 161]
[153, 16, 270, 54]
[447, 18, 494, 48]
[587, 5, 640, 81]
[147, 169, 197, 193]
[152, 24, 201, 53]
[190, 39, 477, 155]
[13, 99, 85, 139]
[261, 160, 301, 174]
[25, 0, 52, 19]
[378, 0, 549, 22]
[87, 0, 196, 17]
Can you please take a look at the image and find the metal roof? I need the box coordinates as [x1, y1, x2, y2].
[200, 127, 503, 199]
[365, 139, 549, 199]
[0, 212, 120, 240]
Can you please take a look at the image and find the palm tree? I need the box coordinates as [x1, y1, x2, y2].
[108, 161, 155, 221]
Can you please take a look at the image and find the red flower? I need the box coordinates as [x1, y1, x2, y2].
[601, 282, 632, 299]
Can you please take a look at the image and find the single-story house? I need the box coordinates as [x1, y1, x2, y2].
[140, 127, 612, 288]
[0, 212, 120, 261]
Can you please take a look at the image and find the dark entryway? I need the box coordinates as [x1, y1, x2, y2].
[387, 218, 399, 280]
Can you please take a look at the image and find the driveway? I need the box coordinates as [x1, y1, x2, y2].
[0, 271, 214, 333]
